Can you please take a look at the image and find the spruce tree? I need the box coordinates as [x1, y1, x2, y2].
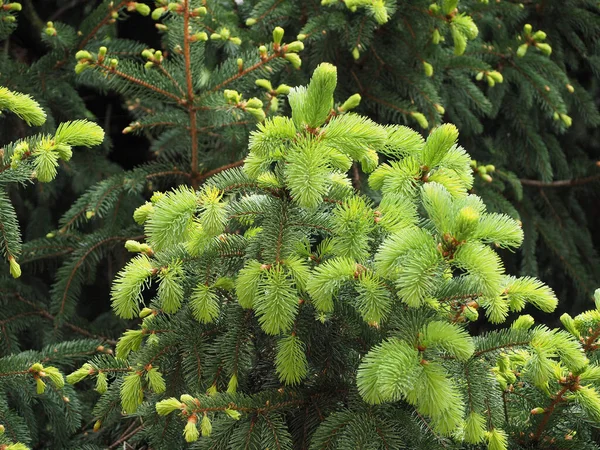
[58, 64, 600, 449]
[0, 1, 599, 449]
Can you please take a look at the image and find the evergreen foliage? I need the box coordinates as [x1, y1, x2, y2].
[58, 65, 599, 449]
[0, 0, 599, 448]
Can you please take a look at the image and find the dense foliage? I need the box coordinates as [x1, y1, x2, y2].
[0, 0, 598, 449]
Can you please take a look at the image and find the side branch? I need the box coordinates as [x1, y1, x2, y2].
[520, 174, 600, 188]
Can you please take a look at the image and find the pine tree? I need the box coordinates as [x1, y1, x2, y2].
[59, 64, 600, 449]
[0, 0, 599, 448]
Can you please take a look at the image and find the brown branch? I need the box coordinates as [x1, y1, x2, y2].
[9, 291, 117, 345]
[158, 65, 186, 97]
[182, 1, 199, 185]
[96, 63, 183, 103]
[78, 1, 128, 50]
[57, 235, 143, 319]
[532, 385, 570, 442]
[199, 160, 244, 181]
[520, 174, 600, 188]
[108, 424, 144, 449]
[207, 53, 280, 95]
[473, 341, 530, 357]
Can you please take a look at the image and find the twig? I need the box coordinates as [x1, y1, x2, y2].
[520, 174, 600, 188]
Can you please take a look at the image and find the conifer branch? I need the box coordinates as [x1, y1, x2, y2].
[78, 1, 128, 50]
[520, 174, 600, 187]
[95, 63, 183, 103]
[182, 0, 199, 185]
[108, 424, 144, 449]
[531, 384, 570, 442]
[56, 235, 143, 319]
[6, 291, 118, 344]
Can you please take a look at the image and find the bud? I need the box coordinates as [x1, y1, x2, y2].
[201, 413, 212, 437]
[135, 3, 151, 15]
[523, 24, 532, 35]
[536, 43, 552, 56]
[517, 43, 529, 58]
[98, 46, 107, 58]
[423, 61, 433, 77]
[475, 71, 484, 81]
[297, 33, 307, 41]
[210, 33, 222, 40]
[255, 79, 273, 91]
[227, 374, 238, 393]
[275, 84, 291, 95]
[246, 108, 266, 122]
[429, 3, 440, 13]
[285, 41, 304, 53]
[566, 84, 574, 93]
[184, 415, 199, 443]
[481, 174, 493, 183]
[66, 364, 93, 384]
[8, 256, 21, 278]
[284, 53, 301, 69]
[224, 89, 241, 104]
[93, 420, 102, 432]
[595, 288, 600, 310]
[75, 50, 92, 61]
[488, 71, 503, 83]
[531, 407, 545, 415]
[124, 240, 143, 253]
[273, 27, 284, 45]
[434, 103, 445, 115]
[85, 210, 95, 219]
[109, 58, 118, 69]
[139, 308, 153, 319]
[36, 377, 46, 394]
[352, 47, 360, 60]
[156, 397, 184, 415]
[553, 111, 560, 121]
[237, 58, 243, 71]
[532, 30, 547, 41]
[230, 37, 242, 45]
[46, 232, 55, 238]
[560, 113, 572, 127]
[180, 394, 196, 405]
[55, 144, 73, 161]
[432, 28, 441, 45]
[245, 18, 257, 26]
[339, 93, 361, 112]
[485, 164, 495, 172]
[486, 75, 495, 87]
[259, 45, 268, 57]
[152, 7, 166, 20]
[133, 202, 154, 224]
[219, 28, 230, 39]
[410, 111, 429, 129]
[192, 32, 208, 42]
[6, 3, 22, 11]
[463, 307, 479, 321]
[206, 383, 218, 396]
[560, 313, 580, 338]
[245, 98, 263, 109]
[144, 61, 154, 70]
[193, 7, 207, 16]
[224, 408, 241, 420]
[3, 15, 16, 23]
[45, 21, 56, 36]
